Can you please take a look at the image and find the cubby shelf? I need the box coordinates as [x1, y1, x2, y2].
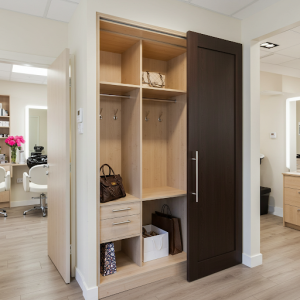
[100, 251, 187, 286]
[99, 193, 141, 207]
[100, 82, 140, 96]
[142, 186, 186, 201]
[142, 86, 186, 100]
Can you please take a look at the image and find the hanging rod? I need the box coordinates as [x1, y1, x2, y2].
[100, 93, 176, 103]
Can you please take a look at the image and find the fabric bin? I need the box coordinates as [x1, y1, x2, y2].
[143, 225, 169, 262]
[100, 242, 117, 276]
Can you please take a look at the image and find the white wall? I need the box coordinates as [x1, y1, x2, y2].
[241, 0, 300, 269]
[296, 102, 300, 154]
[0, 9, 68, 66]
[69, 0, 242, 296]
[0, 80, 47, 205]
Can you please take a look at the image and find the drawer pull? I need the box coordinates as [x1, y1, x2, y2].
[112, 208, 131, 212]
[113, 220, 131, 226]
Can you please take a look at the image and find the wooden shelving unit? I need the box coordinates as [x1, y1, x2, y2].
[98, 17, 187, 299]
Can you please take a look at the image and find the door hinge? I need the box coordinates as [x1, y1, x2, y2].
[69, 78, 71, 87]
[70, 164, 71, 172]
[70, 245, 72, 255]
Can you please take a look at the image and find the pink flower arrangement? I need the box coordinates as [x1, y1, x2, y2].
[5, 135, 25, 149]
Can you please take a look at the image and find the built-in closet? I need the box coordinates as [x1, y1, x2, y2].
[97, 14, 242, 299]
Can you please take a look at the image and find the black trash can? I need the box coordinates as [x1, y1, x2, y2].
[260, 186, 271, 215]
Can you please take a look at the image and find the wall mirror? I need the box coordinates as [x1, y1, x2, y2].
[25, 106, 47, 158]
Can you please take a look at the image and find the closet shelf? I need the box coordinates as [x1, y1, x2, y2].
[100, 82, 140, 96]
[100, 251, 187, 286]
[142, 186, 186, 201]
[99, 193, 141, 206]
[142, 86, 186, 100]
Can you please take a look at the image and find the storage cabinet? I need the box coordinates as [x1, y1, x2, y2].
[97, 15, 187, 299]
[283, 173, 300, 230]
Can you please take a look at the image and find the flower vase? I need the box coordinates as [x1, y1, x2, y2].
[11, 148, 16, 164]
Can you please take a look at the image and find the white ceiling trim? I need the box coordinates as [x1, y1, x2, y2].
[261, 62, 300, 79]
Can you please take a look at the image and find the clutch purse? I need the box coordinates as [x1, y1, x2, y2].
[142, 71, 165, 88]
[100, 164, 126, 203]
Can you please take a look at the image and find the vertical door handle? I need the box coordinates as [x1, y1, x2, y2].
[191, 151, 198, 203]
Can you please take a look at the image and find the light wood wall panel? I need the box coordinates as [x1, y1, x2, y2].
[121, 89, 142, 198]
[167, 95, 187, 191]
[142, 101, 168, 189]
[122, 41, 141, 85]
[100, 97, 122, 175]
[167, 53, 187, 91]
[100, 51, 121, 83]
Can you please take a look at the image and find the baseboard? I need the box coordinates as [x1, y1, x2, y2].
[76, 268, 98, 300]
[242, 253, 263, 268]
[268, 205, 283, 217]
[10, 199, 42, 207]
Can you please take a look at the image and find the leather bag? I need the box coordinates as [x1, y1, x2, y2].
[100, 164, 126, 203]
[142, 71, 165, 88]
[152, 204, 183, 255]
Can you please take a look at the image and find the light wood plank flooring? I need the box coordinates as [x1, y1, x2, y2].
[2, 208, 300, 300]
[104, 214, 300, 300]
[0, 205, 84, 300]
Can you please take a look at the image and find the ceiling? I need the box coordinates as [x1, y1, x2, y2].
[178, 0, 282, 19]
[0, 0, 79, 23]
[0, 62, 47, 85]
[260, 27, 300, 73]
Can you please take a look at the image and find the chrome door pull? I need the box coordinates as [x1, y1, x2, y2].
[192, 151, 198, 203]
[113, 220, 131, 225]
[112, 208, 131, 212]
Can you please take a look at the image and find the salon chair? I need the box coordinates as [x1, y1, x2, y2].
[0, 167, 11, 217]
[23, 165, 48, 217]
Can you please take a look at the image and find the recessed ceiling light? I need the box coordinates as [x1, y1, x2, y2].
[260, 42, 279, 49]
[12, 65, 47, 76]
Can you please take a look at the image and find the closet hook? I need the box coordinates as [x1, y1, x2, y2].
[113, 109, 118, 120]
[99, 108, 103, 120]
[145, 111, 150, 122]
[158, 112, 163, 122]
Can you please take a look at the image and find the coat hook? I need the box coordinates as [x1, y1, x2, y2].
[158, 112, 163, 122]
[99, 108, 103, 120]
[145, 111, 150, 122]
[113, 109, 118, 120]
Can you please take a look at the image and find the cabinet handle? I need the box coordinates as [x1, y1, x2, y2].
[113, 220, 131, 225]
[192, 151, 198, 203]
[112, 208, 131, 212]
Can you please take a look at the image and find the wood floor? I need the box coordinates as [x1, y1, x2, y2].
[0, 205, 84, 300]
[1, 208, 300, 300]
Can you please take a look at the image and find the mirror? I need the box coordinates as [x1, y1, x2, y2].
[287, 97, 300, 172]
[26, 107, 47, 157]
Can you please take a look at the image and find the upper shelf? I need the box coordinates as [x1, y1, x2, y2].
[142, 86, 186, 100]
[100, 82, 140, 96]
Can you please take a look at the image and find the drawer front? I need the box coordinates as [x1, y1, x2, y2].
[0, 191, 9, 203]
[285, 176, 300, 189]
[100, 214, 140, 243]
[285, 205, 300, 226]
[285, 188, 300, 207]
[100, 202, 140, 220]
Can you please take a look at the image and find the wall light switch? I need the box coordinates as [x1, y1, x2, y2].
[17, 178, 23, 183]
[78, 123, 83, 134]
[77, 108, 83, 123]
[270, 132, 277, 139]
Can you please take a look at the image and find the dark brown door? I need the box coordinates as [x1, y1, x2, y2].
[187, 31, 242, 282]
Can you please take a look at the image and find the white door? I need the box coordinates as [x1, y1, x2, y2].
[47, 49, 70, 283]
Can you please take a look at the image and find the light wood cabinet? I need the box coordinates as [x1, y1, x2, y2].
[97, 13, 187, 298]
[283, 173, 300, 230]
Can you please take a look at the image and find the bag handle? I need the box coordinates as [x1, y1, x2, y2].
[152, 237, 163, 251]
[161, 204, 172, 216]
[100, 164, 115, 180]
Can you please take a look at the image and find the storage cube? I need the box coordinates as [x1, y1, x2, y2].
[143, 225, 169, 262]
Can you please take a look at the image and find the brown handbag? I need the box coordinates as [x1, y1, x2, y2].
[100, 164, 126, 203]
[152, 204, 183, 255]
